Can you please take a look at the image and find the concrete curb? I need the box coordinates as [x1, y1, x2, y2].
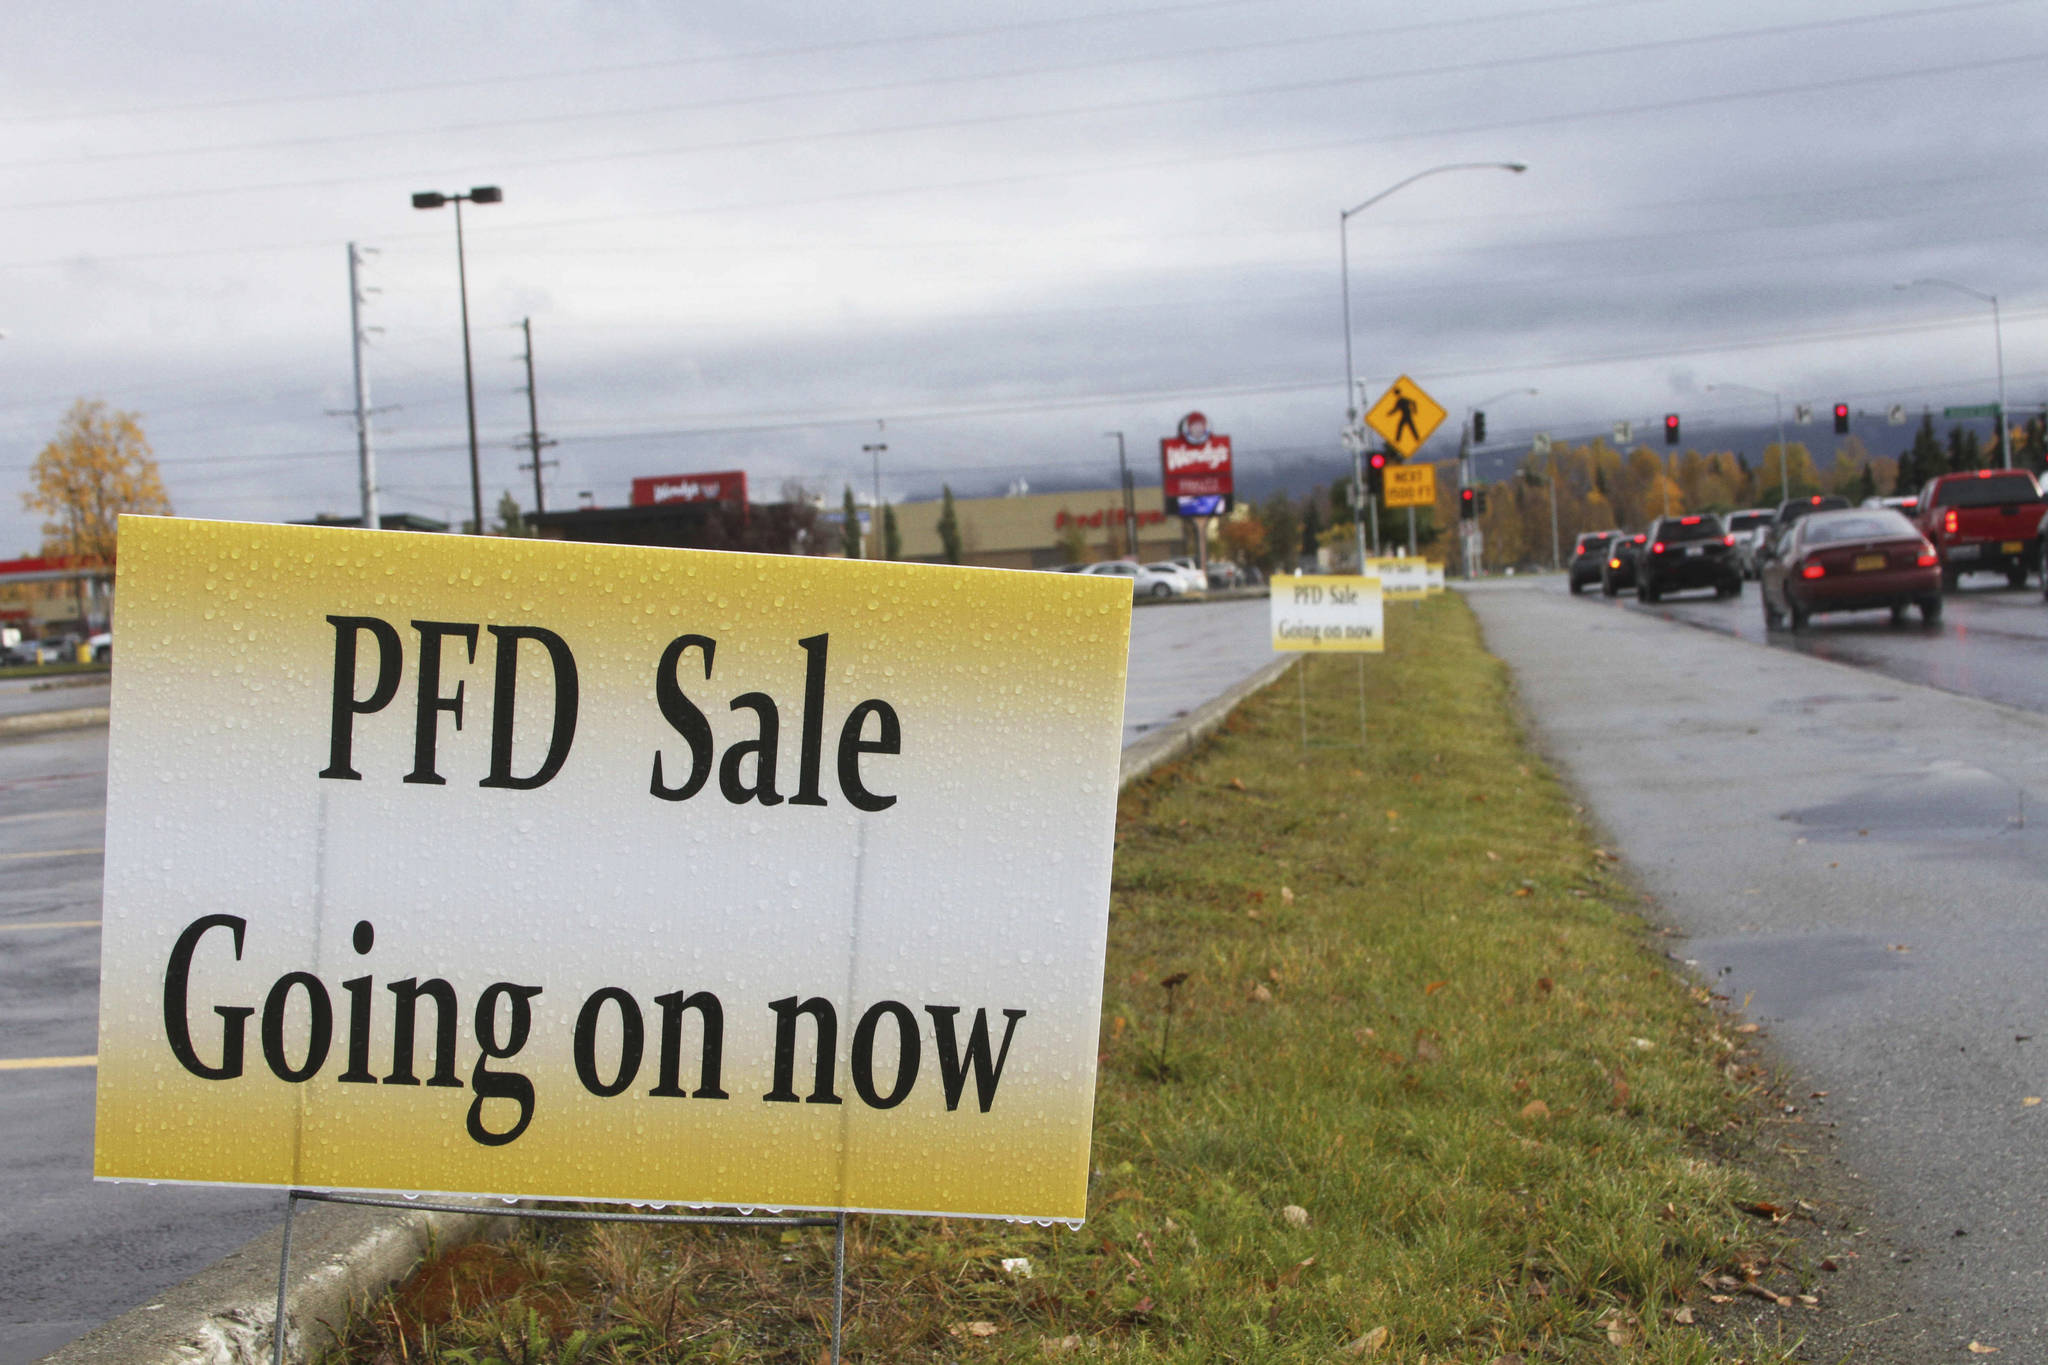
[1119, 653, 1295, 790]
[0, 706, 108, 736]
[41, 652, 1293, 1365]
[37, 1197, 506, 1365]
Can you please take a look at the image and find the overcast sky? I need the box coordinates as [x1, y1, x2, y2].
[0, 0, 2040, 549]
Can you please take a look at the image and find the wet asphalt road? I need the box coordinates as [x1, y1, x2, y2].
[1467, 576, 2048, 1359]
[0, 596, 1280, 1364]
[1573, 569, 2048, 715]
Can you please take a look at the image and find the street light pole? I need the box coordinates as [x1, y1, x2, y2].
[412, 185, 502, 534]
[1339, 161, 1526, 571]
[1707, 383, 1788, 503]
[863, 428, 887, 560]
[1899, 278, 2008, 468]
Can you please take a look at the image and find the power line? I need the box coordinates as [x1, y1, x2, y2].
[0, 0, 1652, 128]
[2, 44, 2036, 216]
[0, 0, 1995, 173]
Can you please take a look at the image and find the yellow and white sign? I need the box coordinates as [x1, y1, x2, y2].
[1269, 575, 1383, 653]
[96, 518, 1132, 1222]
[1367, 557, 1431, 601]
[1383, 463, 1437, 509]
[1364, 376, 1447, 458]
[1425, 563, 1447, 594]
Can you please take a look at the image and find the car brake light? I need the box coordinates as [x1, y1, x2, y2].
[1979, 469, 1994, 478]
[1800, 562, 1826, 579]
[1681, 515, 1701, 525]
[1723, 534, 1736, 546]
[1917, 544, 1938, 567]
[1651, 541, 1666, 554]
[1944, 509, 1958, 535]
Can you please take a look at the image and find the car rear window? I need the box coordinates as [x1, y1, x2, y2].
[1575, 533, 1614, 552]
[1801, 511, 1917, 546]
[1933, 473, 2042, 507]
[1658, 516, 1724, 541]
[1726, 512, 1770, 532]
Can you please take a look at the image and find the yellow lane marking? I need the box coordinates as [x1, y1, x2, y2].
[0, 1055, 97, 1071]
[0, 919, 100, 932]
[0, 806, 102, 826]
[0, 847, 100, 861]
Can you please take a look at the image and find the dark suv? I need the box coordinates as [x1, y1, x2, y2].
[1568, 530, 1620, 594]
[1636, 514, 1741, 602]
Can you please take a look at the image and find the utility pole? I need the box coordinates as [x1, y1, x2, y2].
[347, 243, 379, 530]
[863, 421, 887, 560]
[1106, 431, 1138, 556]
[514, 318, 557, 518]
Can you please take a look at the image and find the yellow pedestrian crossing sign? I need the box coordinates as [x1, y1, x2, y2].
[1364, 376, 1447, 458]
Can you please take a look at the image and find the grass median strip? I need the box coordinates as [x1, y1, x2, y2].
[327, 594, 1799, 1364]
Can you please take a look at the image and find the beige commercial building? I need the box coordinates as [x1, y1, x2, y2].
[889, 485, 1191, 569]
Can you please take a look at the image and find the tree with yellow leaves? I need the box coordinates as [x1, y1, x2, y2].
[23, 399, 171, 564]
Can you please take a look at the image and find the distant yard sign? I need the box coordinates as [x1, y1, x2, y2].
[95, 518, 1133, 1222]
[1367, 557, 1431, 601]
[1383, 463, 1436, 508]
[1269, 575, 1383, 653]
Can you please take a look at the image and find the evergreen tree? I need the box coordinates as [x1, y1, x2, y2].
[883, 504, 901, 561]
[2022, 416, 2048, 475]
[1299, 498, 1323, 557]
[1946, 425, 1982, 474]
[1898, 413, 1940, 495]
[840, 486, 861, 558]
[1854, 464, 1878, 503]
[936, 484, 963, 564]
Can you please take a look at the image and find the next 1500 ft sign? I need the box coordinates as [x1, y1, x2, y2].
[96, 519, 1132, 1222]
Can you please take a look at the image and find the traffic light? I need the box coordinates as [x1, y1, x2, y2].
[1664, 413, 1680, 446]
[1473, 410, 1487, 444]
[1459, 486, 1477, 520]
[1833, 403, 1850, 435]
[1366, 450, 1388, 498]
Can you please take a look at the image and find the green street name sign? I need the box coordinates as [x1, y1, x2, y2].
[1943, 404, 2000, 419]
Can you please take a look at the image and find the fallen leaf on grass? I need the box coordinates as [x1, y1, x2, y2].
[950, 1321, 1000, 1339]
[1485, 850, 1501, 861]
[1737, 1200, 1789, 1222]
[1280, 885, 1295, 905]
[1424, 980, 1449, 996]
[1519, 1099, 1551, 1121]
[1384, 809, 1400, 821]
[1671, 1305, 1695, 1325]
[1342, 1326, 1389, 1357]
[1249, 984, 1273, 1003]
[1535, 976, 1553, 994]
[1228, 777, 1247, 791]
[1600, 1311, 1638, 1347]
[1968, 1342, 2000, 1355]
[1040, 1336, 1081, 1355]
[1281, 1205, 1310, 1228]
[1000, 1257, 1033, 1277]
[1512, 885, 1532, 897]
[1273, 1255, 1316, 1285]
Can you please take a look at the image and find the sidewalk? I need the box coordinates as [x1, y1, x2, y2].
[1463, 579, 2048, 1360]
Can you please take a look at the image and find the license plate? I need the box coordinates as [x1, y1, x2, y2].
[2004, 541, 2024, 553]
[1950, 543, 1980, 560]
[1853, 553, 1886, 572]
[1685, 545, 1702, 557]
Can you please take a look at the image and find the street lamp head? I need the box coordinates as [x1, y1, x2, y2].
[411, 191, 448, 210]
[469, 186, 503, 204]
[1504, 162, 1528, 173]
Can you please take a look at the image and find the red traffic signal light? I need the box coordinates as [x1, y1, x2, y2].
[1833, 403, 1850, 435]
[1459, 486, 1477, 520]
[1366, 449, 1388, 498]
[1367, 451, 1388, 471]
[1663, 413, 1680, 445]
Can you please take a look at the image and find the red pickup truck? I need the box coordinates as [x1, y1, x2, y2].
[1912, 469, 2045, 589]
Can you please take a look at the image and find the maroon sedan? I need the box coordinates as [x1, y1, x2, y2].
[1760, 507, 1942, 630]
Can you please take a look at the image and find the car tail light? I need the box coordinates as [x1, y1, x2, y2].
[1681, 515, 1701, 525]
[1651, 541, 1666, 554]
[1944, 509, 1958, 535]
[1632, 534, 1645, 544]
[1917, 543, 1938, 567]
[1800, 562, 1826, 580]
[1609, 558, 1621, 569]
[1723, 534, 1736, 546]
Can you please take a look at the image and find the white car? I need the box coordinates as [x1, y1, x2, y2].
[1079, 560, 1186, 598]
[1145, 562, 1206, 596]
[1723, 507, 1775, 578]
